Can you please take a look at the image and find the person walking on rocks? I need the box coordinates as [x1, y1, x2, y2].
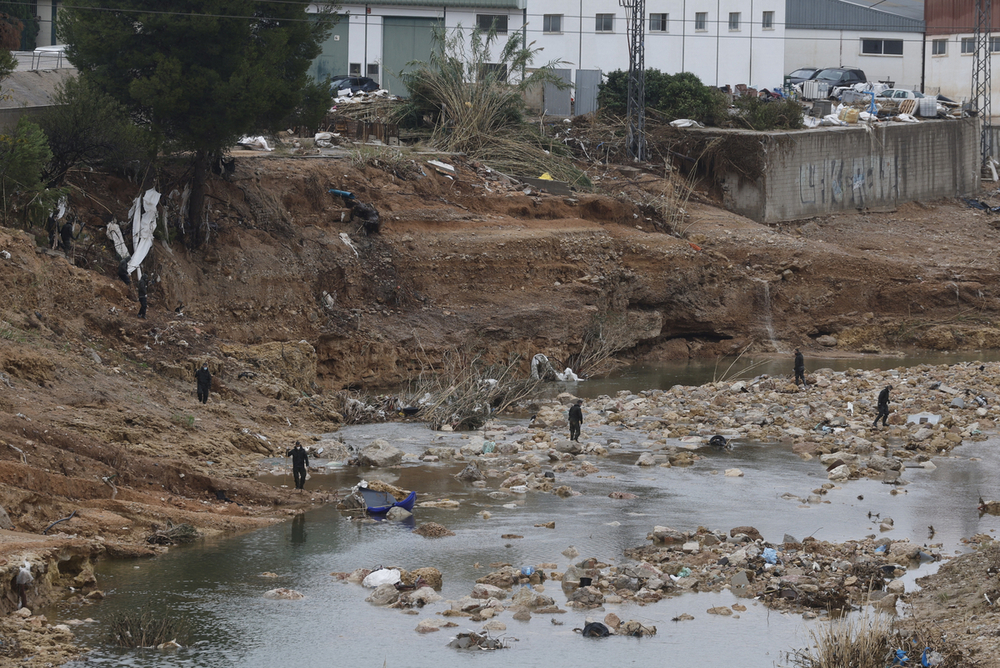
[195, 362, 212, 404]
[873, 385, 892, 428]
[794, 348, 807, 387]
[287, 441, 309, 490]
[568, 399, 583, 442]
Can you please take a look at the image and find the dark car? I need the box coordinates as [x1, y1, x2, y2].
[330, 76, 379, 95]
[787, 67, 821, 85]
[813, 67, 867, 88]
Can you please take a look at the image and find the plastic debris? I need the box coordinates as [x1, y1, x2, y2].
[762, 547, 777, 564]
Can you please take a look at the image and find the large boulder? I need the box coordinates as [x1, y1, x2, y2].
[359, 439, 404, 467]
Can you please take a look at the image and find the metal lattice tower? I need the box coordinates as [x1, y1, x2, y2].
[973, 0, 993, 168]
[620, 0, 646, 161]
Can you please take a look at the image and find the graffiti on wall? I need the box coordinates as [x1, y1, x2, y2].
[799, 156, 898, 207]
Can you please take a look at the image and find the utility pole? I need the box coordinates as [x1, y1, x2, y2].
[973, 0, 993, 171]
[621, 0, 646, 161]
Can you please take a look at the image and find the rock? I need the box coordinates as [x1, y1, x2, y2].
[511, 587, 554, 608]
[730, 381, 747, 392]
[415, 618, 442, 633]
[386, 506, 413, 521]
[471, 583, 507, 600]
[886, 580, 905, 595]
[635, 452, 656, 467]
[604, 613, 621, 629]
[413, 522, 455, 538]
[366, 583, 400, 606]
[409, 567, 443, 590]
[724, 468, 744, 477]
[673, 613, 695, 621]
[681, 541, 701, 554]
[512, 609, 531, 621]
[950, 397, 965, 409]
[456, 462, 485, 482]
[482, 620, 506, 632]
[553, 486, 574, 498]
[827, 464, 851, 481]
[650, 526, 687, 545]
[913, 428, 934, 442]
[562, 546, 580, 559]
[263, 588, 305, 600]
[403, 587, 443, 607]
[707, 606, 733, 616]
[0, 505, 14, 530]
[816, 335, 838, 347]
[729, 526, 763, 542]
[358, 439, 404, 467]
[872, 593, 898, 611]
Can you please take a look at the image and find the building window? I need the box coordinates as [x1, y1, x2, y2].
[695, 12, 707, 31]
[477, 14, 508, 34]
[349, 63, 361, 76]
[478, 63, 508, 82]
[596, 13, 614, 33]
[861, 38, 903, 55]
[961, 37, 975, 53]
[932, 39, 947, 55]
[991, 36, 1000, 52]
[649, 13, 668, 32]
[543, 14, 562, 33]
[367, 63, 379, 81]
[762, 11, 774, 29]
[729, 12, 740, 31]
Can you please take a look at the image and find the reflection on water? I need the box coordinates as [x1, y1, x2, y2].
[57, 422, 1000, 668]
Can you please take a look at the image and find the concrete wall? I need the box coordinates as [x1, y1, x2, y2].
[716, 117, 979, 223]
[784, 29, 924, 90]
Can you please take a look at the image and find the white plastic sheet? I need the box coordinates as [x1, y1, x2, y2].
[105, 222, 129, 260]
[127, 188, 160, 276]
[238, 136, 273, 151]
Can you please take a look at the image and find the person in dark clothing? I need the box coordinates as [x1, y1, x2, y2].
[346, 198, 380, 235]
[195, 363, 212, 404]
[137, 274, 148, 318]
[873, 385, 893, 428]
[568, 399, 583, 442]
[117, 257, 131, 286]
[287, 441, 309, 490]
[59, 220, 80, 254]
[794, 348, 806, 387]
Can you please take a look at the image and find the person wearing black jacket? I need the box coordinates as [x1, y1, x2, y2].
[568, 399, 583, 442]
[195, 363, 212, 404]
[794, 348, 806, 387]
[287, 442, 309, 490]
[873, 385, 892, 428]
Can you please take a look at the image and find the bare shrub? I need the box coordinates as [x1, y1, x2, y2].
[106, 608, 188, 648]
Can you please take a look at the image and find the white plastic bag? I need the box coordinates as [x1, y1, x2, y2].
[362, 568, 401, 588]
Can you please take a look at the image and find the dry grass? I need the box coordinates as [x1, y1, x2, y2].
[788, 611, 900, 668]
[106, 608, 188, 648]
[566, 312, 633, 378]
[405, 351, 540, 431]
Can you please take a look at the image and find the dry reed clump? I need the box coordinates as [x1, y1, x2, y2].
[789, 610, 967, 668]
[396, 24, 588, 189]
[406, 352, 540, 431]
[566, 312, 633, 378]
[106, 608, 188, 648]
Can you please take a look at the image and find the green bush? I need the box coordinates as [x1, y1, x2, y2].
[598, 69, 727, 125]
[731, 96, 805, 131]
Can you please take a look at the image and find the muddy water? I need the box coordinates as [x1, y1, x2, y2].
[56, 412, 1000, 668]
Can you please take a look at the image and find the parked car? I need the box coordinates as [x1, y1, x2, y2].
[330, 76, 379, 95]
[813, 67, 867, 88]
[787, 67, 821, 85]
[876, 88, 927, 100]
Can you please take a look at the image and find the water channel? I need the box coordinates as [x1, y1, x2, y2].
[55, 354, 1000, 668]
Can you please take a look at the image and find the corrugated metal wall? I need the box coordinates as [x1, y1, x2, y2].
[786, 0, 924, 32]
[925, 0, 1000, 35]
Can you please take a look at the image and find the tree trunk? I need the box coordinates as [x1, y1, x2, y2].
[188, 149, 209, 248]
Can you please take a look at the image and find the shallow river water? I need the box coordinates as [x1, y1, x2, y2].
[55, 356, 1000, 668]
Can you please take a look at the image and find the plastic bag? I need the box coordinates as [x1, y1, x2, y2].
[362, 568, 401, 588]
[762, 547, 777, 564]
